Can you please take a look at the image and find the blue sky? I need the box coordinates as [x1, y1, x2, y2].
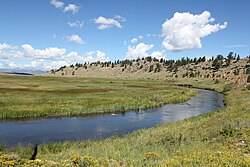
[0, 0, 249, 72]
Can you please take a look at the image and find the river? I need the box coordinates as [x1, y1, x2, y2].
[0, 89, 224, 146]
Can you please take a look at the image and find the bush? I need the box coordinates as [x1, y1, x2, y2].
[247, 75, 250, 83]
[215, 79, 220, 84]
[246, 68, 250, 74]
[223, 84, 234, 92]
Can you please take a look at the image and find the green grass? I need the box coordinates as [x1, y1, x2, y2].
[1, 77, 249, 166]
[0, 75, 195, 119]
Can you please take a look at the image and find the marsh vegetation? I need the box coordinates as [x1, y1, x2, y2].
[0, 75, 195, 119]
[0, 77, 249, 166]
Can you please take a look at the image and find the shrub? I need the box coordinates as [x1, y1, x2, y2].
[245, 67, 250, 74]
[247, 75, 250, 83]
[223, 83, 234, 92]
[215, 79, 220, 84]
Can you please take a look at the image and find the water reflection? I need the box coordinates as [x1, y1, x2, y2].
[0, 89, 224, 146]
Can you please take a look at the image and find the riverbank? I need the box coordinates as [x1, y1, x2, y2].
[0, 89, 224, 146]
[1, 78, 249, 166]
[0, 75, 196, 120]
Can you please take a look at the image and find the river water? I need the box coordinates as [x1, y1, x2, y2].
[0, 89, 224, 146]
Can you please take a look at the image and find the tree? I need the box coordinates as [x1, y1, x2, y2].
[247, 75, 250, 83]
[212, 58, 222, 70]
[246, 68, 250, 74]
[225, 52, 233, 67]
[201, 56, 206, 62]
[149, 65, 154, 72]
[189, 72, 195, 78]
[237, 55, 240, 61]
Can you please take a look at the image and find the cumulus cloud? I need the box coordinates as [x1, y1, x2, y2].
[151, 50, 166, 60]
[94, 16, 124, 30]
[0, 43, 15, 50]
[68, 20, 84, 28]
[63, 4, 79, 14]
[125, 43, 154, 59]
[0, 43, 108, 72]
[0, 43, 21, 59]
[22, 44, 66, 59]
[50, 0, 64, 8]
[125, 43, 166, 60]
[96, 51, 107, 62]
[161, 11, 227, 51]
[67, 34, 85, 45]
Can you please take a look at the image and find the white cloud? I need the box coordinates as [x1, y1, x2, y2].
[0, 43, 15, 50]
[50, 0, 64, 8]
[130, 35, 144, 43]
[22, 44, 66, 59]
[63, 4, 79, 14]
[50, 0, 80, 14]
[0, 43, 21, 59]
[114, 15, 126, 22]
[0, 43, 108, 72]
[147, 34, 158, 37]
[76, 51, 109, 62]
[94, 16, 123, 30]
[161, 11, 227, 51]
[67, 34, 85, 45]
[68, 20, 84, 28]
[96, 51, 108, 62]
[130, 38, 138, 43]
[151, 50, 166, 60]
[125, 43, 166, 60]
[125, 43, 154, 59]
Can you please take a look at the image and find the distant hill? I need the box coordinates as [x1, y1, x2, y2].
[0, 72, 34, 76]
[45, 53, 250, 86]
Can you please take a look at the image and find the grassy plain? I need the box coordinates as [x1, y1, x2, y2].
[0, 76, 249, 166]
[0, 75, 195, 119]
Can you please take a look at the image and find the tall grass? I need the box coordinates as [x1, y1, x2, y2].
[0, 75, 195, 119]
[2, 78, 249, 166]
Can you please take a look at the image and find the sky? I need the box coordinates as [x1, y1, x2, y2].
[0, 0, 249, 72]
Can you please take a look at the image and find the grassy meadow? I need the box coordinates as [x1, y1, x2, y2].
[0, 75, 195, 119]
[0, 76, 249, 166]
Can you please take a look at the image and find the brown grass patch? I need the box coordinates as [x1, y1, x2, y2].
[125, 85, 150, 88]
[0, 88, 114, 94]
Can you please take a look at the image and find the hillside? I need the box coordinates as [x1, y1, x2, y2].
[46, 53, 250, 86]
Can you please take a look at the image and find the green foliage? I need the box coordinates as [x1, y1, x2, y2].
[233, 69, 240, 75]
[5, 81, 249, 166]
[246, 67, 250, 74]
[223, 83, 234, 92]
[247, 75, 250, 83]
[214, 79, 220, 84]
[189, 72, 195, 78]
[0, 75, 195, 119]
